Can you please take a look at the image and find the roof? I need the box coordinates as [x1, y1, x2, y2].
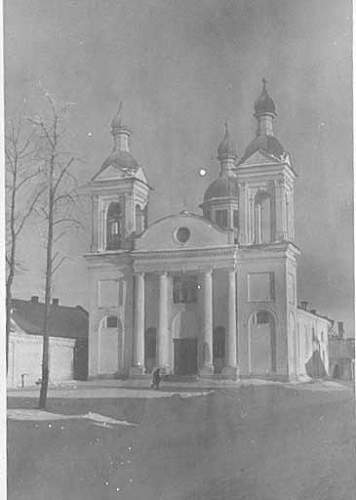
[204, 176, 239, 202]
[11, 299, 88, 339]
[238, 135, 286, 165]
[92, 150, 139, 180]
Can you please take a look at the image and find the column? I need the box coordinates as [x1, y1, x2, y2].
[199, 270, 214, 377]
[222, 269, 238, 379]
[90, 195, 98, 252]
[130, 272, 145, 376]
[274, 179, 287, 241]
[248, 195, 254, 244]
[157, 272, 170, 373]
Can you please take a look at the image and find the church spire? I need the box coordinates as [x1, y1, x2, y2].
[217, 121, 237, 176]
[254, 78, 276, 137]
[111, 101, 131, 152]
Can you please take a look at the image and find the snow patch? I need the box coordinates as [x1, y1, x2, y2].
[7, 408, 137, 426]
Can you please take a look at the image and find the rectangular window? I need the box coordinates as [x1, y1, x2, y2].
[173, 277, 198, 303]
[106, 316, 118, 328]
[215, 210, 228, 228]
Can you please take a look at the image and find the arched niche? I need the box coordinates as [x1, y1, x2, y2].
[171, 310, 199, 375]
[248, 310, 277, 375]
[98, 315, 122, 375]
[135, 204, 146, 235]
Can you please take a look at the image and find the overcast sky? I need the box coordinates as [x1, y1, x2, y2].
[5, 0, 354, 334]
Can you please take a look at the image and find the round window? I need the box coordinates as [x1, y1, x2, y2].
[175, 227, 191, 243]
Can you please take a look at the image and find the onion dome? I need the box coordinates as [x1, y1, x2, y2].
[204, 176, 239, 202]
[217, 121, 237, 161]
[91, 104, 139, 180]
[254, 78, 276, 117]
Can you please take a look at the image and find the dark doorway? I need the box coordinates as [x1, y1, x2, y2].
[73, 339, 88, 380]
[145, 327, 157, 373]
[174, 338, 198, 375]
[213, 326, 225, 374]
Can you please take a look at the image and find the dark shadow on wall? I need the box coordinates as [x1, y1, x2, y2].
[305, 350, 327, 378]
[73, 339, 88, 380]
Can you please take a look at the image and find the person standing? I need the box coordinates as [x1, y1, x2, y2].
[151, 368, 161, 390]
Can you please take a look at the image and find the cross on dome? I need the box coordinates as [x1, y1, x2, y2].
[254, 78, 276, 117]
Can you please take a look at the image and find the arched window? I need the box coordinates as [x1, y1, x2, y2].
[106, 202, 121, 250]
[254, 191, 271, 244]
[249, 310, 276, 374]
[215, 209, 228, 228]
[135, 204, 145, 235]
[233, 209, 239, 229]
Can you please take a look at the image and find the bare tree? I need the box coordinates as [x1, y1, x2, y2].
[5, 115, 44, 371]
[29, 93, 82, 409]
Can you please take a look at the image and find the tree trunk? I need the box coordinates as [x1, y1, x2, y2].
[6, 165, 17, 373]
[39, 155, 55, 410]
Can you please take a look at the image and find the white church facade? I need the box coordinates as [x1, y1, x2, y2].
[84, 81, 331, 382]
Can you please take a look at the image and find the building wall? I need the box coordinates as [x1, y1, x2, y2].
[7, 331, 75, 388]
[328, 337, 355, 380]
[296, 309, 330, 378]
[237, 251, 291, 379]
[87, 257, 133, 378]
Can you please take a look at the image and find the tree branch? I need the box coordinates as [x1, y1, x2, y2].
[14, 186, 46, 237]
[53, 215, 82, 226]
[52, 256, 67, 276]
[14, 170, 41, 193]
[53, 157, 74, 194]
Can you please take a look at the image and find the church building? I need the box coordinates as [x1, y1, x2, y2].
[84, 81, 331, 382]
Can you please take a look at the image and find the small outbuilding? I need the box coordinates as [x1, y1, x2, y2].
[8, 296, 88, 388]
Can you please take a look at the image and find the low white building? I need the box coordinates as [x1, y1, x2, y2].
[8, 297, 88, 388]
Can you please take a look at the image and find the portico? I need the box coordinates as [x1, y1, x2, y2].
[130, 238, 239, 379]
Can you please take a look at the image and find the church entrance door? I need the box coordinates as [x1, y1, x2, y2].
[174, 339, 197, 375]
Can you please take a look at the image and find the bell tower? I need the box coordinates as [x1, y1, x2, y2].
[88, 105, 150, 253]
[236, 80, 300, 381]
[236, 79, 295, 246]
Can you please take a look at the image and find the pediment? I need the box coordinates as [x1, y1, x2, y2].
[239, 149, 290, 167]
[92, 166, 149, 186]
[239, 149, 279, 167]
[93, 165, 131, 181]
[135, 212, 232, 252]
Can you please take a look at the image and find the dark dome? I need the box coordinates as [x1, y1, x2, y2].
[217, 123, 237, 160]
[254, 79, 276, 116]
[204, 176, 239, 202]
[238, 135, 285, 165]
